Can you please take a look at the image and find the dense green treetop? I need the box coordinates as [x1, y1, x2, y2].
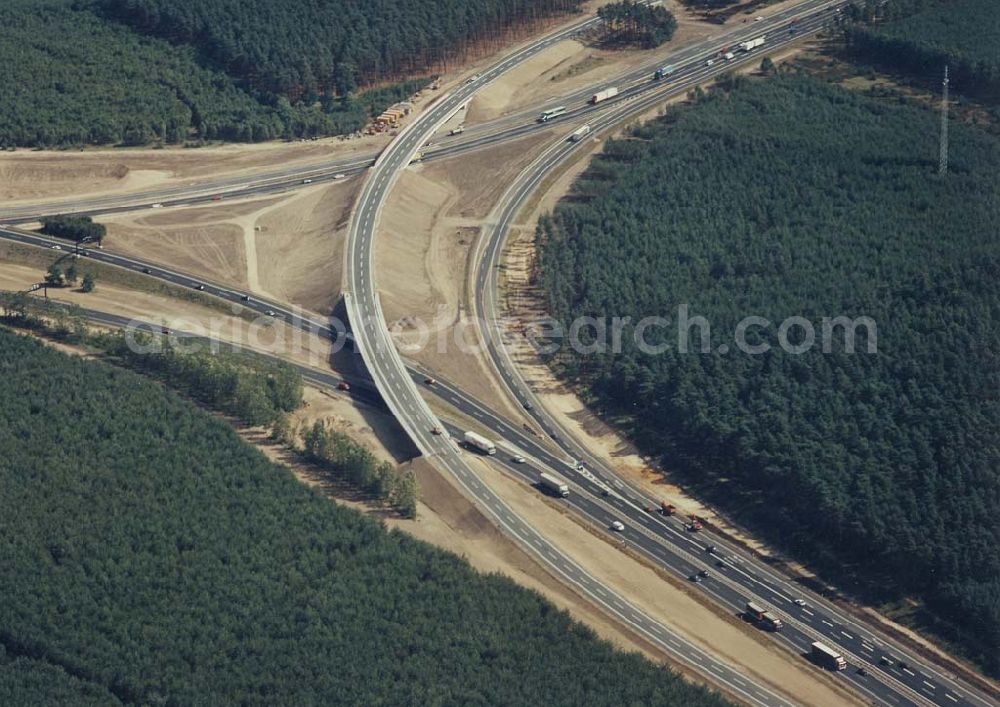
[99, 0, 582, 97]
[2, 0, 580, 147]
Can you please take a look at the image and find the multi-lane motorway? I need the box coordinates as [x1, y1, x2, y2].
[3, 2, 996, 705]
[0, 0, 834, 224]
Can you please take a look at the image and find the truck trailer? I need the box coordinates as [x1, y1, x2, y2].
[811, 642, 847, 670]
[539, 472, 570, 497]
[654, 65, 675, 80]
[739, 36, 766, 52]
[463, 431, 497, 455]
[590, 87, 619, 104]
[569, 125, 591, 142]
[745, 601, 784, 631]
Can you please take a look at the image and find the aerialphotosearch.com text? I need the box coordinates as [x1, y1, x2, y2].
[123, 304, 877, 360]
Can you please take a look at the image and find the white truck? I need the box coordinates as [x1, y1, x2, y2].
[539, 472, 570, 497]
[723, 51, 735, 61]
[739, 36, 766, 52]
[569, 125, 591, 142]
[463, 430, 496, 455]
[811, 642, 847, 671]
[590, 87, 619, 104]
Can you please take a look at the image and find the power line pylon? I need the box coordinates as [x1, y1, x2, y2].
[939, 65, 949, 175]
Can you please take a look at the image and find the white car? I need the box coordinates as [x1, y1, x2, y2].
[465, 74, 480, 84]
[793, 598, 807, 607]
[512, 456, 526, 464]
[755, 15, 764, 22]
[610, 520, 625, 532]
[333, 173, 346, 180]
[151, 203, 163, 208]
[302, 178, 313, 184]
[705, 59, 715, 67]
[50, 245, 61, 250]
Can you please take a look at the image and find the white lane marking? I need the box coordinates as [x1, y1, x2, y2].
[822, 619, 834, 627]
[945, 694, 959, 702]
[922, 681, 935, 690]
[801, 608, 814, 616]
[903, 667, 916, 676]
[840, 631, 854, 640]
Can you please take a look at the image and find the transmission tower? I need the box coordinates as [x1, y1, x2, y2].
[939, 65, 949, 175]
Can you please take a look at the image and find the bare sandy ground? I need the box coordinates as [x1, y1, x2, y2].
[98, 179, 356, 316]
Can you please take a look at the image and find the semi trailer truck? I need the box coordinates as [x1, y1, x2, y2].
[811, 642, 847, 670]
[745, 601, 784, 631]
[463, 431, 497, 455]
[539, 472, 570, 497]
[590, 87, 618, 104]
[654, 65, 675, 80]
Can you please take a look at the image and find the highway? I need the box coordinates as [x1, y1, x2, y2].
[2, 2, 995, 705]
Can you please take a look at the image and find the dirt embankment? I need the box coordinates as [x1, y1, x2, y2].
[99, 179, 358, 316]
[375, 130, 554, 419]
